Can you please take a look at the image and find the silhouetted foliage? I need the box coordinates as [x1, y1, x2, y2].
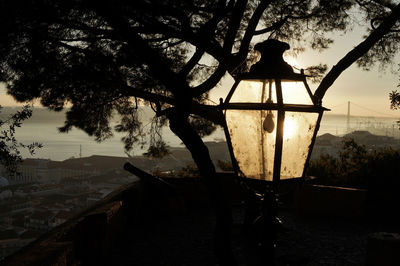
[143, 140, 171, 159]
[390, 72, 400, 128]
[391, 90, 400, 108]
[152, 164, 200, 178]
[217, 160, 234, 172]
[307, 138, 400, 189]
[309, 138, 400, 226]
[176, 164, 201, 178]
[0, 105, 42, 174]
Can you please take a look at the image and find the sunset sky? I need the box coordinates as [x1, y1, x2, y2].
[211, 27, 400, 118]
[1, 26, 399, 118]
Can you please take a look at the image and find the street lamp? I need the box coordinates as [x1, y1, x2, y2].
[221, 39, 327, 187]
[217, 39, 328, 262]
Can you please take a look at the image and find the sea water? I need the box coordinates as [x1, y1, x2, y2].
[5, 108, 399, 161]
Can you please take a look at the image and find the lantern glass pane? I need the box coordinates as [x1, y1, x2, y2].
[281, 81, 313, 105]
[230, 80, 277, 103]
[226, 109, 277, 181]
[280, 112, 319, 179]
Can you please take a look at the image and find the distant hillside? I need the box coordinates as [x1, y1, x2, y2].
[0, 107, 66, 124]
[20, 141, 230, 173]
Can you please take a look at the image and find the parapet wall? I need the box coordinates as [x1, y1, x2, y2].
[1, 181, 139, 266]
[1, 173, 244, 265]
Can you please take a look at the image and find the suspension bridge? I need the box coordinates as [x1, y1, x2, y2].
[320, 101, 400, 138]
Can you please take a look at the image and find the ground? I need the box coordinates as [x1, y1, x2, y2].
[108, 202, 373, 266]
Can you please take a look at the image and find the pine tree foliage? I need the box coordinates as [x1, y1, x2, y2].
[0, 105, 42, 174]
[0, 0, 398, 153]
[389, 70, 400, 128]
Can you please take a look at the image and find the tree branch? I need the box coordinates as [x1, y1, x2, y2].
[123, 85, 225, 126]
[192, 64, 228, 97]
[314, 3, 400, 102]
[51, 18, 115, 36]
[178, 48, 205, 77]
[134, 20, 228, 68]
[96, 5, 191, 101]
[197, 0, 230, 36]
[254, 17, 288, 35]
[237, 0, 272, 60]
[372, 0, 397, 10]
[122, 85, 176, 106]
[186, 1, 232, 62]
[47, 39, 90, 55]
[193, 1, 273, 97]
[223, 0, 248, 53]
[192, 1, 277, 97]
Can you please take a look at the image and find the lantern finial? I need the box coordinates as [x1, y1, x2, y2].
[249, 39, 294, 78]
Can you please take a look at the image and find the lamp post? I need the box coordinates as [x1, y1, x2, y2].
[219, 39, 328, 262]
[189, 39, 327, 263]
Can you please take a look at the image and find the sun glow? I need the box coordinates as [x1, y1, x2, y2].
[263, 113, 298, 140]
[283, 117, 297, 139]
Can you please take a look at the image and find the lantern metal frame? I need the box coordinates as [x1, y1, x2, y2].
[219, 41, 328, 188]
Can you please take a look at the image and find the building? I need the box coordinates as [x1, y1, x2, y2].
[24, 210, 56, 232]
[50, 210, 75, 228]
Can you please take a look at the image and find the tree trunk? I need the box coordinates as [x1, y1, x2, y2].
[168, 111, 236, 266]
